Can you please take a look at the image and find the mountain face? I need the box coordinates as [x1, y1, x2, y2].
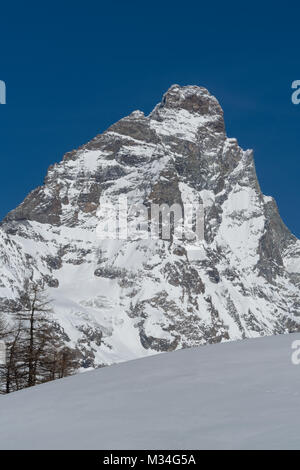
[1, 84, 300, 367]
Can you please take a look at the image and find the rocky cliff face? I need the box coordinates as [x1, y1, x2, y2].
[1, 84, 300, 366]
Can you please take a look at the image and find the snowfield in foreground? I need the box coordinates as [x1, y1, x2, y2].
[1, 333, 300, 450]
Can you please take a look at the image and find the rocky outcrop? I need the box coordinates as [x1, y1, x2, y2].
[0, 84, 300, 367]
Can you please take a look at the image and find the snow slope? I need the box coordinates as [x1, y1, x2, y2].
[0, 333, 300, 450]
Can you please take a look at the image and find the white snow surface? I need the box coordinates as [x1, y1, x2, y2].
[0, 333, 300, 450]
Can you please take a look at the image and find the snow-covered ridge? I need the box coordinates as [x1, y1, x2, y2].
[1, 333, 300, 450]
[0, 84, 300, 367]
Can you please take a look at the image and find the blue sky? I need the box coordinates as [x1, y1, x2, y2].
[1, 1, 300, 236]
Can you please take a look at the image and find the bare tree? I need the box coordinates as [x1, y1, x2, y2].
[0, 281, 80, 393]
[0, 313, 26, 394]
[0, 320, 26, 394]
[16, 283, 53, 387]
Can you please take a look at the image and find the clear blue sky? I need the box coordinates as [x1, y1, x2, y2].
[1, 1, 300, 236]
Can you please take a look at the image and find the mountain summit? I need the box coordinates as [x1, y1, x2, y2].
[1, 85, 300, 366]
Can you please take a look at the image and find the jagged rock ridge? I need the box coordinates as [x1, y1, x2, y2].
[1, 84, 300, 366]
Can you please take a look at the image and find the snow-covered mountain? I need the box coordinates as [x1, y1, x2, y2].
[1, 84, 300, 367]
[0, 333, 300, 450]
